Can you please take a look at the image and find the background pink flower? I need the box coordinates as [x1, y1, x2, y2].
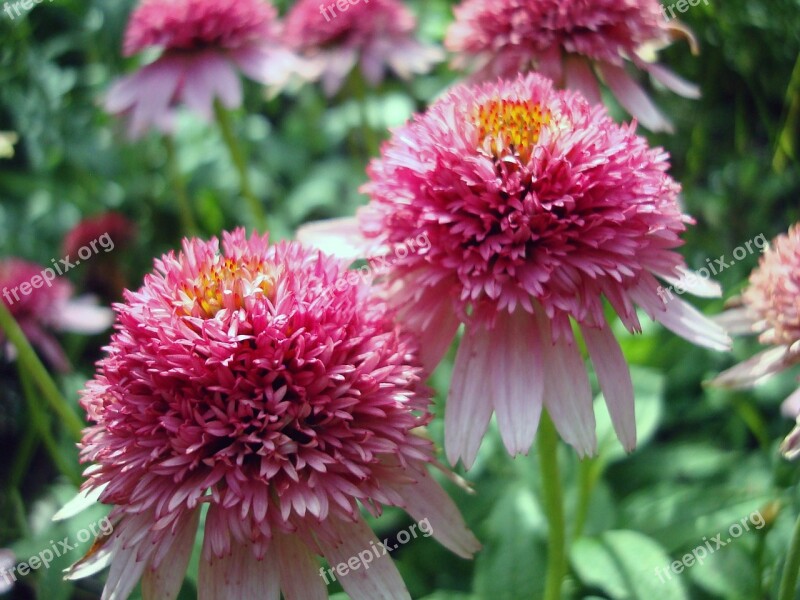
[283, 0, 443, 96]
[64, 230, 478, 599]
[445, 0, 701, 132]
[105, 0, 300, 138]
[0, 259, 112, 372]
[300, 74, 729, 466]
[712, 225, 800, 455]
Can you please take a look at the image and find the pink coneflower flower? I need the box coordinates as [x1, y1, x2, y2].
[711, 225, 800, 458]
[105, 0, 299, 138]
[0, 259, 113, 372]
[282, 0, 443, 96]
[63, 212, 137, 303]
[445, 0, 701, 132]
[60, 230, 478, 599]
[300, 74, 729, 467]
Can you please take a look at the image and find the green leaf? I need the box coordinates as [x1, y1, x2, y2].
[571, 530, 688, 600]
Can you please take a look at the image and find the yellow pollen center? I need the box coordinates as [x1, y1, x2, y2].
[179, 257, 279, 318]
[476, 99, 551, 162]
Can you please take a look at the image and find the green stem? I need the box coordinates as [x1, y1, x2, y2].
[8, 417, 38, 490]
[573, 456, 602, 540]
[213, 100, 267, 231]
[0, 300, 83, 440]
[18, 364, 81, 486]
[773, 51, 800, 173]
[778, 512, 800, 600]
[164, 136, 198, 235]
[348, 72, 380, 159]
[538, 411, 567, 600]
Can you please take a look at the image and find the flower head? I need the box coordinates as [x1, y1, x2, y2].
[445, 0, 700, 132]
[105, 0, 299, 138]
[712, 225, 800, 456]
[62, 212, 136, 302]
[0, 259, 113, 372]
[64, 230, 478, 598]
[283, 0, 443, 96]
[301, 74, 728, 466]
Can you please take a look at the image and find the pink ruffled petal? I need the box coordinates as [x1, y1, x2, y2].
[181, 52, 242, 119]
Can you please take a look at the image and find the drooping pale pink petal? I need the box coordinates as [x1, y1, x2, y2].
[711, 346, 792, 389]
[489, 308, 544, 456]
[53, 484, 107, 521]
[317, 516, 410, 600]
[390, 465, 481, 559]
[581, 320, 636, 451]
[655, 266, 722, 298]
[198, 539, 279, 600]
[564, 55, 601, 105]
[782, 387, 800, 418]
[182, 52, 242, 119]
[445, 320, 495, 468]
[713, 306, 760, 335]
[649, 296, 732, 351]
[58, 299, 114, 334]
[537, 314, 596, 457]
[272, 532, 327, 600]
[141, 509, 200, 600]
[296, 216, 373, 260]
[639, 60, 701, 99]
[598, 62, 673, 133]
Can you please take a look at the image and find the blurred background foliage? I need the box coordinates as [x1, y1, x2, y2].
[0, 0, 799, 598]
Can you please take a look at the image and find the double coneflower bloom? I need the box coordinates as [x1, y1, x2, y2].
[105, 0, 299, 138]
[712, 225, 800, 458]
[63, 230, 478, 599]
[282, 0, 443, 96]
[302, 74, 729, 466]
[445, 0, 701, 132]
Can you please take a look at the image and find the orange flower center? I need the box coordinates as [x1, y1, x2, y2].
[476, 99, 551, 162]
[179, 257, 279, 318]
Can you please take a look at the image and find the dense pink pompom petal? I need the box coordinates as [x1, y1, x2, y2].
[69, 230, 478, 597]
